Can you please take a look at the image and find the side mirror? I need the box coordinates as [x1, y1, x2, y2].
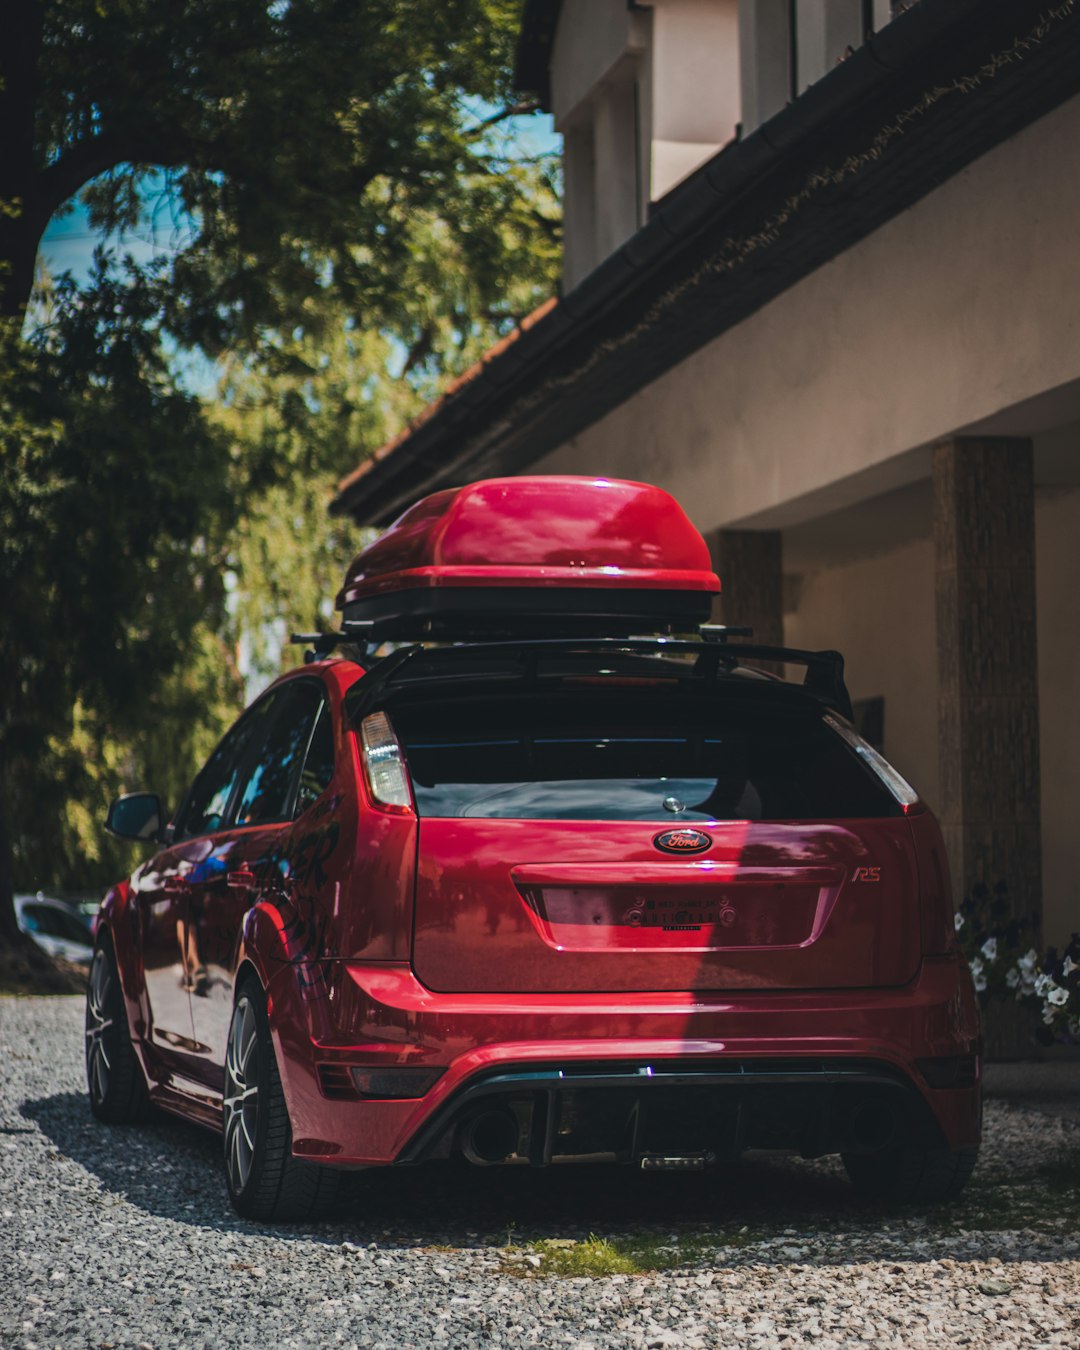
[105, 793, 165, 843]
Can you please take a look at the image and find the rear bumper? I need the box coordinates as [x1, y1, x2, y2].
[271, 952, 981, 1167]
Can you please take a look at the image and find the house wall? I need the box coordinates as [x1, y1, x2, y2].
[1035, 485, 1080, 945]
[534, 92, 1080, 945]
[783, 534, 940, 815]
[645, 0, 741, 199]
[534, 91, 1080, 535]
[550, 0, 740, 288]
[774, 486, 1080, 946]
[739, 0, 893, 132]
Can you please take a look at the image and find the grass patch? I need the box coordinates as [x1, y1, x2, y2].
[497, 1153, 1080, 1277]
[503, 1228, 753, 1278]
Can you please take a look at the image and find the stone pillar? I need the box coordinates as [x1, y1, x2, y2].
[934, 437, 1042, 1054]
[706, 529, 783, 645]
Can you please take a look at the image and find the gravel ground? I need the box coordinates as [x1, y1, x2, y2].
[2, 996, 1079, 1350]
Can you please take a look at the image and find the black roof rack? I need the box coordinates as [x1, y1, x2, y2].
[323, 630, 853, 722]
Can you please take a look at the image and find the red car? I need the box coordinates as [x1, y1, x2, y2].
[88, 476, 980, 1221]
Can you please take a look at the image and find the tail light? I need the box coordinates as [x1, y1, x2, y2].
[359, 711, 414, 813]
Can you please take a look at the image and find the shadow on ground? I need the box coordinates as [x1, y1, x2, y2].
[22, 1090, 1079, 1266]
[23, 1089, 864, 1239]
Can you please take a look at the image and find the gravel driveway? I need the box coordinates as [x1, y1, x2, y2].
[2, 996, 1079, 1349]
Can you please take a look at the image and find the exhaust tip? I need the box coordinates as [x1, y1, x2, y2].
[461, 1109, 519, 1165]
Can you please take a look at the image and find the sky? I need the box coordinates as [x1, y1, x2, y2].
[39, 111, 559, 288]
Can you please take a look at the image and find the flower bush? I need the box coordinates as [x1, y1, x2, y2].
[955, 882, 1080, 1044]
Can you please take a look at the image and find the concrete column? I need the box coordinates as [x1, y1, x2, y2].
[562, 120, 598, 291]
[934, 437, 1042, 943]
[594, 78, 640, 258]
[647, 0, 740, 198]
[706, 529, 783, 644]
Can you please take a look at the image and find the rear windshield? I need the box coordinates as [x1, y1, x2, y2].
[391, 690, 901, 821]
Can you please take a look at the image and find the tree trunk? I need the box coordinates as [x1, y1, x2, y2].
[0, 0, 46, 325]
[0, 743, 20, 948]
[0, 210, 45, 324]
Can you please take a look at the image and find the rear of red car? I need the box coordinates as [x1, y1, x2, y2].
[294, 640, 979, 1200]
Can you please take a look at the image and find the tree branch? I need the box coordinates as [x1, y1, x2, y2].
[37, 130, 200, 219]
[466, 99, 541, 134]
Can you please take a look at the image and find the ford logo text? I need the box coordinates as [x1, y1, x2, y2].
[653, 828, 713, 855]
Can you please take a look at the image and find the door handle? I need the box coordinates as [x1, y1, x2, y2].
[227, 869, 256, 893]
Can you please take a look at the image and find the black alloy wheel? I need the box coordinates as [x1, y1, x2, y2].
[223, 978, 350, 1222]
[85, 935, 150, 1124]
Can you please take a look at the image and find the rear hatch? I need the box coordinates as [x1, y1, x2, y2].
[384, 667, 921, 994]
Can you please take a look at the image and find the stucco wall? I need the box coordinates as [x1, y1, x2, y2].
[780, 489, 1080, 945]
[783, 534, 940, 814]
[533, 91, 1080, 535]
[1035, 485, 1080, 946]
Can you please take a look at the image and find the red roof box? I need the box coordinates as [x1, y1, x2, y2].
[336, 476, 719, 639]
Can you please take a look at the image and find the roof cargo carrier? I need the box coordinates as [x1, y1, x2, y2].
[333, 476, 721, 640]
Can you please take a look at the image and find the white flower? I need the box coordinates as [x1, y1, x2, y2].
[1019, 948, 1040, 975]
[1006, 967, 1021, 989]
[973, 972, 988, 992]
[1034, 973, 1054, 998]
[969, 957, 984, 978]
[1064, 955, 1078, 978]
[1048, 986, 1070, 1007]
[954, 912, 965, 933]
[981, 937, 998, 963]
[1043, 1006, 1057, 1025]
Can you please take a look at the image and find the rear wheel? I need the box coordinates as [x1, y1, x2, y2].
[223, 979, 349, 1222]
[843, 1141, 979, 1204]
[85, 936, 150, 1124]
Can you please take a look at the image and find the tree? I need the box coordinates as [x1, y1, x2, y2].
[0, 268, 238, 968]
[0, 2, 560, 969]
[0, 0, 554, 334]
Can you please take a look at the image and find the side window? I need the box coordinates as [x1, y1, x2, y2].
[178, 695, 277, 839]
[233, 684, 323, 828]
[294, 700, 335, 817]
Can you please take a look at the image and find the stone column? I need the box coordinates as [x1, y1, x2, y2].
[705, 529, 783, 645]
[934, 437, 1042, 1053]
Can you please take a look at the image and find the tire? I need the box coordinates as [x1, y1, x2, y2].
[843, 1142, 979, 1204]
[85, 934, 151, 1124]
[223, 978, 349, 1222]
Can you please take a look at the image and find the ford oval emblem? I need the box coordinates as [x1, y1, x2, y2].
[654, 828, 713, 855]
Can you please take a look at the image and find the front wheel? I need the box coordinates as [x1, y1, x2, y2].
[843, 1141, 979, 1204]
[85, 936, 150, 1124]
[223, 979, 349, 1222]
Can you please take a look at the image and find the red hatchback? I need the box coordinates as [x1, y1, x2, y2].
[88, 476, 980, 1221]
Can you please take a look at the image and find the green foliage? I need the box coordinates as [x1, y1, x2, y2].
[503, 1231, 728, 1278]
[6, 0, 560, 333]
[1, 3, 561, 911]
[0, 267, 243, 892]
